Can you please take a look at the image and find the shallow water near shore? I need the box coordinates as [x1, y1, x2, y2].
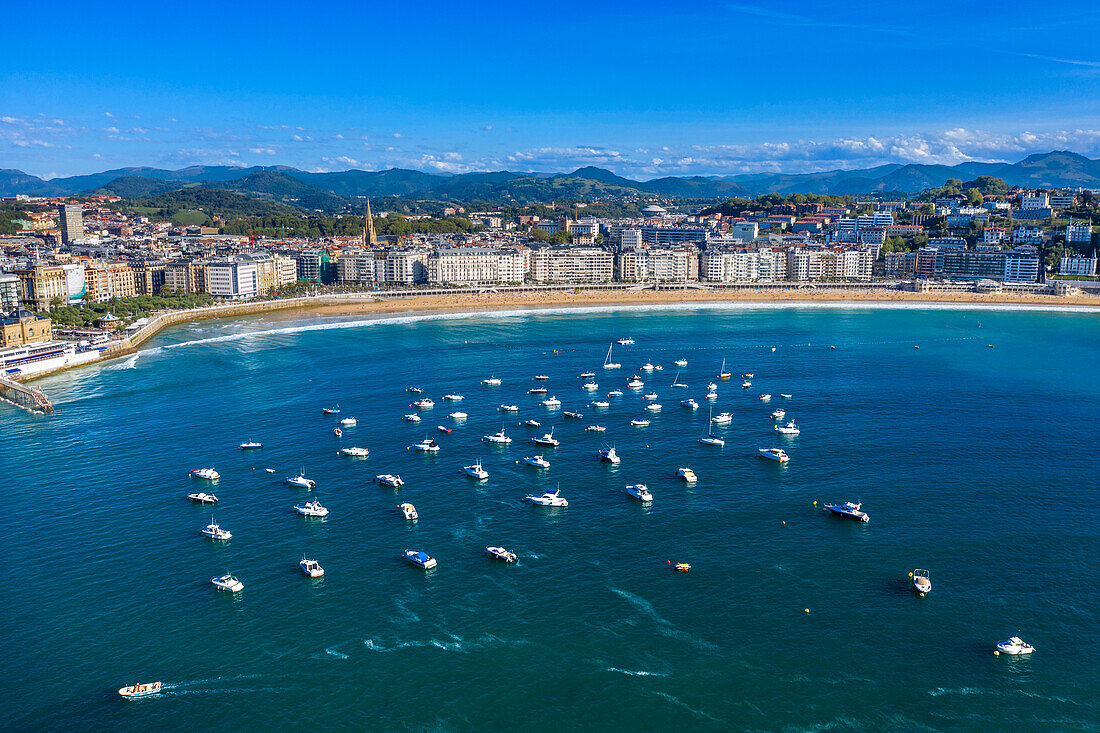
[6, 305, 1100, 730]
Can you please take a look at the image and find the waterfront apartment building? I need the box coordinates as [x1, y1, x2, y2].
[428, 246, 528, 285]
[1003, 246, 1040, 283]
[129, 261, 166, 296]
[84, 262, 137, 302]
[58, 204, 84, 244]
[13, 264, 68, 310]
[382, 249, 429, 285]
[617, 246, 699, 282]
[1060, 252, 1097, 277]
[164, 259, 208, 294]
[701, 248, 786, 282]
[529, 246, 613, 283]
[940, 246, 1005, 280]
[1, 309, 52, 347]
[884, 250, 917, 278]
[207, 258, 260, 299]
[337, 250, 378, 284]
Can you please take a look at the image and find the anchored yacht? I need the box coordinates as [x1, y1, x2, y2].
[413, 438, 440, 452]
[443, 393, 464, 401]
[340, 446, 370, 457]
[533, 374, 550, 380]
[486, 546, 518, 562]
[499, 403, 519, 412]
[584, 424, 607, 432]
[481, 376, 502, 385]
[188, 492, 218, 504]
[285, 472, 316, 489]
[524, 489, 568, 507]
[641, 362, 655, 372]
[405, 550, 437, 569]
[996, 637, 1034, 655]
[627, 377, 644, 388]
[674, 359, 688, 367]
[200, 518, 232, 540]
[403, 413, 422, 422]
[758, 447, 790, 462]
[376, 474, 404, 488]
[824, 501, 867, 521]
[681, 398, 699, 409]
[448, 411, 468, 420]
[540, 396, 562, 407]
[210, 573, 243, 592]
[531, 429, 560, 447]
[524, 455, 551, 469]
[607, 389, 624, 397]
[525, 418, 541, 427]
[590, 400, 610, 408]
[294, 499, 329, 517]
[598, 446, 621, 464]
[770, 409, 786, 420]
[617, 337, 635, 345]
[463, 460, 489, 479]
[190, 467, 220, 481]
[300, 557, 324, 578]
[339, 417, 357, 426]
[398, 502, 418, 520]
[678, 467, 697, 482]
[775, 421, 800, 435]
[630, 418, 650, 427]
[483, 428, 512, 444]
[414, 398, 435, 409]
[623, 484, 653, 502]
[583, 382, 599, 391]
[711, 412, 732, 425]
[238, 441, 263, 450]
[528, 387, 548, 395]
[602, 344, 622, 369]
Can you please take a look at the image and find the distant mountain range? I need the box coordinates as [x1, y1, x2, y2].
[2, 151, 1099, 209]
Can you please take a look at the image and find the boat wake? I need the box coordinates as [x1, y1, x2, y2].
[611, 588, 717, 651]
[324, 648, 349, 660]
[653, 692, 723, 723]
[363, 633, 531, 655]
[606, 667, 669, 678]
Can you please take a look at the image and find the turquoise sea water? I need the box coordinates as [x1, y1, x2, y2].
[5, 304, 1100, 731]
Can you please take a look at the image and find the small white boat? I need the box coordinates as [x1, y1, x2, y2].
[403, 414, 422, 422]
[531, 430, 560, 447]
[758, 447, 789, 463]
[744, 373, 755, 378]
[643, 392, 658, 400]
[781, 393, 793, 399]
[824, 500, 867, 521]
[742, 381, 752, 389]
[627, 378, 644, 389]
[376, 474, 404, 488]
[590, 400, 610, 408]
[775, 421, 800, 435]
[771, 409, 786, 420]
[200, 518, 232, 540]
[678, 467, 697, 482]
[603, 344, 622, 369]
[499, 403, 519, 412]
[300, 557, 324, 578]
[265, 468, 275, 473]
[524, 455, 551, 469]
[398, 502, 418, 520]
[190, 468, 220, 481]
[711, 412, 732, 425]
[464, 460, 489, 479]
[482, 376, 502, 385]
[238, 441, 263, 450]
[705, 391, 718, 400]
[294, 499, 329, 517]
[340, 446, 370, 457]
[533, 374, 550, 380]
[437, 425, 452, 434]
[323, 406, 340, 415]
[617, 337, 635, 345]
[585, 424, 607, 432]
[448, 412, 468, 420]
[406, 386, 424, 394]
[540, 396, 562, 407]
[443, 394, 464, 401]
[630, 418, 650, 427]
[210, 573, 243, 592]
[285, 472, 316, 489]
[413, 438, 441, 452]
[118, 681, 163, 698]
[645, 403, 662, 412]
[599, 446, 621, 464]
[758, 394, 771, 402]
[486, 546, 518, 562]
[911, 568, 931, 595]
[582, 381, 599, 391]
[187, 492, 218, 504]
[623, 484, 653, 502]
[528, 387, 548, 395]
[414, 398, 435, 409]
[524, 489, 568, 507]
[525, 418, 541, 427]
[340, 417, 357, 426]
[580, 371, 596, 378]
[333, 427, 343, 437]
[608, 389, 624, 397]
[674, 359, 687, 367]
[405, 550, 437, 569]
[641, 362, 655, 372]
[563, 411, 584, 419]
[483, 428, 512, 444]
[996, 636, 1034, 655]
[681, 399, 699, 410]
[707, 382, 718, 390]
[698, 434, 724, 446]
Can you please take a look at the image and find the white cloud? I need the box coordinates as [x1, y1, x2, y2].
[248, 147, 277, 155]
[1, 115, 25, 125]
[104, 111, 113, 117]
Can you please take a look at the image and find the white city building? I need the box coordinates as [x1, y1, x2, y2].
[206, 259, 259, 300]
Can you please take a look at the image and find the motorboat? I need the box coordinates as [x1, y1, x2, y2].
[300, 557, 324, 578]
[630, 418, 650, 427]
[118, 681, 163, 698]
[499, 403, 519, 412]
[717, 358, 731, 380]
[743, 373, 755, 378]
[407, 386, 424, 394]
[414, 398, 435, 409]
[583, 381, 599, 391]
[711, 412, 732, 425]
[481, 376, 502, 385]
[340, 446, 370, 457]
[590, 400, 610, 408]
[580, 371, 596, 378]
[643, 392, 658, 400]
[448, 412, 468, 420]
[681, 399, 699, 409]
[705, 391, 718, 400]
[911, 568, 931, 595]
[641, 362, 655, 372]
[464, 460, 489, 479]
[443, 393, 464, 401]
[775, 421, 800, 435]
[742, 381, 752, 389]
[188, 492, 218, 504]
[674, 359, 688, 367]
[707, 382, 718, 390]
[602, 344, 621, 369]
[525, 418, 541, 427]
[528, 387, 548, 394]
[758, 447, 790, 463]
[376, 474, 404, 488]
[627, 377, 644, 389]
[541, 396, 562, 407]
[413, 438, 441, 452]
[339, 417, 357, 426]
[524, 489, 568, 507]
[200, 518, 232, 540]
[238, 441, 263, 450]
[398, 502, 418, 520]
[771, 409, 786, 420]
[210, 573, 243, 592]
[623, 484, 653, 502]
[607, 389, 624, 397]
[823, 500, 867, 521]
[333, 428, 343, 437]
[758, 394, 771, 402]
[190, 468, 220, 481]
[599, 446, 621, 464]
[672, 563, 691, 572]
[698, 434, 724, 446]
[403, 414, 422, 422]
[323, 406, 340, 414]
[617, 337, 635, 345]
[585, 424, 607, 432]
[654, 364, 663, 371]
[294, 499, 329, 517]
[531, 430, 560, 447]
[483, 428, 512, 444]
[563, 411, 583, 419]
[405, 550, 437, 569]
[437, 425, 452, 434]
[645, 403, 662, 412]
[524, 455, 551, 469]
[533, 374, 550, 380]
[265, 468, 275, 473]
[486, 546, 518, 562]
[781, 393, 793, 399]
[678, 467, 697, 482]
[285, 472, 316, 489]
[996, 637, 1034, 655]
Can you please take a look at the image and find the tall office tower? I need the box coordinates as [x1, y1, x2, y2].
[59, 204, 84, 244]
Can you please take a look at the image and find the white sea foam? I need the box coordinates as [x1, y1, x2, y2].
[607, 667, 668, 678]
[104, 352, 141, 370]
[324, 648, 349, 659]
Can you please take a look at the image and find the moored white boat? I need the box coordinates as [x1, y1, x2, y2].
[775, 421, 800, 435]
[607, 389, 624, 397]
[770, 409, 786, 420]
[758, 447, 789, 462]
[678, 467, 697, 482]
[339, 417, 357, 426]
[525, 418, 541, 427]
[413, 438, 440, 452]
[210, 573, 243, 592]
[627, 377, 644, 388]
[705, 391, 718, 400]
[758, 394, 771, 402]
[523, 488, 568, 506]
[486, 546, 518, 562]
[300, 557, 324, 578]
[333, 427, 343, 437]
[623, 484, 653, 502]
[285, 472, 316, 489]
[463, 460, 489, 479]
[376, 473, 404, 487]
[584, 424, 606, 432]
[406, 386, 424, 394]
[583, 382, 599, 391]
[483, 428, 512, 444]
[602, 344, 621, 369]
[448, 411, 468, 420]
[294, 498, 329, 517]
[911, 568, 931, 595]
[481, 376, 502, 385]
[645, 403, 662, 412]
[643, 392, 658, 400]
[641, 362, 655, 372]
[403, 413, 422, 422]
[742, 381, 752, 389]
[563, 410, 583, 419]
[188, 492, 218, 504]
[630, 418, 650, 427]
[340, 446, 370, 457]
[823, 500, 867, 521]
[533, 374, 550, 380]
[530, 429, 559, 447]
[443, 393, 465, 401]
[598, 445, 621, 464]
[322, 405, 340, 414]
[499, 403, 519, 412]
[780, 393, 793, 399]
[414, 398, 435, 409]
[399, 502, 418, 520]
[524, 455, 551, 468]
[540, 396, 562, 407]
[674, 359, 687, 367]
[681, 398, 699, 409]
[698, 434, 724, 446]
[190, 467, 220, 481]
[405, 550, 437, 569]
[617, 337, 635, 345]
[238, 441, 263, 450]
[200, 518, 232, 540]
[711, 412, 732, 425]
[528, 387, 548, 394]
[996, 636, 1034, 655]
[590, 400, 610, 408]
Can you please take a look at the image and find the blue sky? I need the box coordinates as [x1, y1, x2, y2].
[4, 0, 1100, 179]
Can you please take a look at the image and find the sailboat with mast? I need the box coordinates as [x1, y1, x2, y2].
[698, 407, 725, 446]
[602, 343, 621, 370]
[717, 358, 731, 380]
[671, 369, 688, 388]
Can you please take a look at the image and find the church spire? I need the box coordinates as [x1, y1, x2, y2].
[364, 200, 378, 246]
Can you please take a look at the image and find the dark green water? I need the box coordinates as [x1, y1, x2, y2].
[5, 305, 1099, 731]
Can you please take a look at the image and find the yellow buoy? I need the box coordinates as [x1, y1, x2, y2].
[909, 572, 914, 578]
[813, 500, 817, 506]
[994, 651, 1000, 656]
[782, 520, 786, 525]
[804, 608, 810, 614]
